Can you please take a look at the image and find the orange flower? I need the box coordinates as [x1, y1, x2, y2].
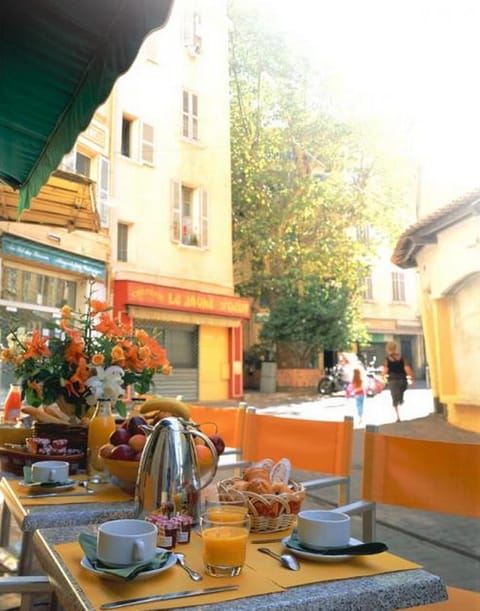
[68, 357, 90, 395]
[89, 300, 109, 315]
[91, 353, 105, 366]
[60, 305, 73, 320]
[95, 312, 123, 337]
[23, 330, 50, 359]
[111, 344, 125, 365]
[63, 329, 85, 363]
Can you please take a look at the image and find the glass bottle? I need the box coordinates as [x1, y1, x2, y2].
[87, 398, 116, 476]
[3, 384, 22, 423]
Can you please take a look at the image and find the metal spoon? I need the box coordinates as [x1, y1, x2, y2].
[79, 475, 103, 488]
[175, 552, 203, 581]
[258, 547, 300, 570]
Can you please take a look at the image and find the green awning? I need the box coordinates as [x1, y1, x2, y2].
[0, 0, 174, 214]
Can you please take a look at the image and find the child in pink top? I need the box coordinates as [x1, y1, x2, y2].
[346, 368, 365, 422]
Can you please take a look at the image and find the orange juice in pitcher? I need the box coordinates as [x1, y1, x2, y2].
[87, 399, 115, 476]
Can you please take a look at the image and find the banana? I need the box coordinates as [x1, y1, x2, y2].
[139, 396, 191, 420]
[44, 404, 71, 423]
[21, 406, 66, 424]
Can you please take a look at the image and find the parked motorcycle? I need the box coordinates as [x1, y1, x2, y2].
[317, 364, 348, 395]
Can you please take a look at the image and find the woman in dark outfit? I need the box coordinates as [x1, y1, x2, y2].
[382, 341, 414, 422]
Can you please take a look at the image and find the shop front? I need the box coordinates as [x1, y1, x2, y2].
[113, 281, 251, 401]
[0, 233, 108, 404]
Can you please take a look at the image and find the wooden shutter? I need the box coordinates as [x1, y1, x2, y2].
[171, 180, 181, 242]
[97, 157, 110, 228]
[141, 122, 154, 165]
[200, 189, 208, 248]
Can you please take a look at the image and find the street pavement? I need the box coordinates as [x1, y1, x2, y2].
[243, 384, 480, 594]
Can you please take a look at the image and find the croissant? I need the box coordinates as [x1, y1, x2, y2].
[242, 466, 270, 482]
[272, 482, 291, 494]
[247, 477, 273, 495]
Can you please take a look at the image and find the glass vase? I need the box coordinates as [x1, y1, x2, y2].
[87, 398, 116, 477]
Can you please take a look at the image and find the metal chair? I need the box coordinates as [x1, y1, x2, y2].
[0, 576, 56, 611]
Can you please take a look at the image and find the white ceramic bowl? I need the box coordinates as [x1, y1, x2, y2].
[297, 509, 351, 550]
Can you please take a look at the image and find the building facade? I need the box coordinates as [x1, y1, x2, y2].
[0, 0, 250, 404]
[393, 190, 480, 433]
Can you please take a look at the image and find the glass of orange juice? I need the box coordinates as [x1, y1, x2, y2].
[200, 512, 250, 577]
[204, 491, 248, 523]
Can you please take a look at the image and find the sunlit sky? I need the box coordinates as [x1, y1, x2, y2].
[250, 0, 480, 206]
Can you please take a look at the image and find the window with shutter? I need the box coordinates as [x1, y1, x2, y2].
[182, 90, 198, 140]
[141, 123, 155, 165]
[171, 181, 181, 243]
[392, 271, 405, 302]
[117, 223, 129, 262]
[97, 157, 110, 228]
[200, 189, 208, 248]
[170, 181, 208, 248]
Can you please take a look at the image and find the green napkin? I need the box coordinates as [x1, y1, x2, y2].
[79, 533, 173, 581]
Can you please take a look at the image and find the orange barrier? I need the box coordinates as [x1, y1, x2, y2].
[242, 408, 354, 505]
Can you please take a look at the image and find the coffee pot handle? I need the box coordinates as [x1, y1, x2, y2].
[190, 429, 218, 488]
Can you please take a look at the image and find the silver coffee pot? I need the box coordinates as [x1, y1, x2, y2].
[135, 416, 218, 524]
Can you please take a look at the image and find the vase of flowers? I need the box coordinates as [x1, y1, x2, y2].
[1, 286, 171, 422]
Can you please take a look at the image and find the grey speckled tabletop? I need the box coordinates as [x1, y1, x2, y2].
[0, 475, 136, 574]
[33, 525, 448, 611]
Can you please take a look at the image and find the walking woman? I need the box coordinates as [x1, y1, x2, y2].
[382, 341, 414, 422]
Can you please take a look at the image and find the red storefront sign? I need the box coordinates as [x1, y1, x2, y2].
[115, 280, 251, 319]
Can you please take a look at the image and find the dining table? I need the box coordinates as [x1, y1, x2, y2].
[0, 473, 136, 574]
[32, 523, 448, 611]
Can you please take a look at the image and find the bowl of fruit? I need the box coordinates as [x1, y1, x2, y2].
[97, 414, 148, 493]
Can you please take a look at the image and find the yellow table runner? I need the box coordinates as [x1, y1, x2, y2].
[10, 476, 132, 506]
[55, 531, 421, 610]
[55, 534, 283, 611]
[245, 538, 420, 588]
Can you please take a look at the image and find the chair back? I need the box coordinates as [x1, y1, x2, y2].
[188, 404, 247, 450]
[243, 408, 354, 477]
[363, 430, 480, 518]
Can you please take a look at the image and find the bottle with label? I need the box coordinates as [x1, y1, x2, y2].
[3, 384, 22, 423]
[87, 398, 116, 476]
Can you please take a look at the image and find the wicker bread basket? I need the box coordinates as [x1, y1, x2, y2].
[217, 477, 306, 533]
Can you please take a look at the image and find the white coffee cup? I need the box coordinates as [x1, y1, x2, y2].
[297, 509, 351, 550]
[31, 460, 69, 484]
[97, 519, 157, 567]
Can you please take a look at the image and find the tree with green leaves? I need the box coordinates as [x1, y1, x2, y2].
[228, 1, 415, 367]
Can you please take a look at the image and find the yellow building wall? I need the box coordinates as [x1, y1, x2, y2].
[198, 325, 230, 401]
[416, 221, 480, 433]
[109, 0, 234, 297]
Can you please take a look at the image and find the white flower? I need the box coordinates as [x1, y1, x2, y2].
[86, 365, 125, 404]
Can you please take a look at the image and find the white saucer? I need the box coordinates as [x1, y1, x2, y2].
[19, 479, 77, 491]
[281, 536, 362, 563]
[80, 548, 176, 581]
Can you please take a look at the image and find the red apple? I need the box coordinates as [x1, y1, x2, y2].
[111, 444, 137, 461]
[209, 434, 225, 456]
[109, 427, 130, 446]
[127, 415, 148, 436]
